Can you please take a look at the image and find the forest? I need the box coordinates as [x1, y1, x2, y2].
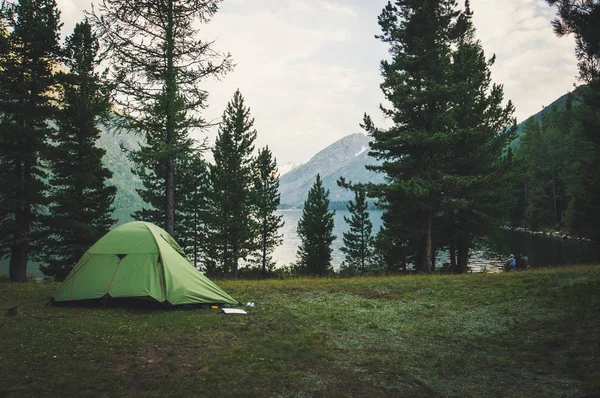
[0, 0, 598, 282]
[510, 90, 599, 239]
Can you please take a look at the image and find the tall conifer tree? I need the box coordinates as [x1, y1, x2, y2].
[366, 1, 515, 273]
[252, 146, 284, 277]
[364, 0, 460, 273]
[176, 153, 212, 269]
[0, 0, 61, 281]
[340, 186, 373, 274]
[209, 89, 257, 277]
[89, 0, 232, 235]
[518, 117, 554, 230]
[440, 2, 516, 273]
[40, 20, 115, 280]
[296, 174, 336, 276]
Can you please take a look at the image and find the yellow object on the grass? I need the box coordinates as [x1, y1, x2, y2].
[211, 305, 219, 309]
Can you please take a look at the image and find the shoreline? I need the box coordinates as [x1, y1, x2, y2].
[501, 225, 593, 242]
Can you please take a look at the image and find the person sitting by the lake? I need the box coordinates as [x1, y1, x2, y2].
[507, 254, 516, 271]
[518, 253, 530, 269]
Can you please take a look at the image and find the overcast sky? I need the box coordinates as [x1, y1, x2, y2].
[57, 0, 578, 166]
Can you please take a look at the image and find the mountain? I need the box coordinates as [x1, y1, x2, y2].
[279, 161, 302, 175]
[277, 89, 580, 207]
[278, 133, 385, 206]
[98, 90, 578, 210]
[512, 89, 576, 147]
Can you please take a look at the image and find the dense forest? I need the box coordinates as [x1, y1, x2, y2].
[0, 0, 598, 281]
[510, 90, 599, 238]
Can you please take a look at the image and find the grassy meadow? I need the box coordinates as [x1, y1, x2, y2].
[1, 266, 599, 397]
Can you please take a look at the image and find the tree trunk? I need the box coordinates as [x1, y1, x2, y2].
[10, 160, 30, 282]
[261, 228, 267, 278]
[457, 233, 470, 274]
[552, 169, 558, 227]
[222, 245, 228, 274]
[9, 244, 27, 282]
[449, 239, 457, 274]
[165, 160, 175, 235]
[233, 243, 239, 278]
[421, 212, 432, 274]
[401, 253, 407, 275]
[361, 230, 366, 273]
[164, 0, 176, 235]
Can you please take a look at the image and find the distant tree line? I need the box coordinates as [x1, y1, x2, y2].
[508, 95, 596, 238]
[504, 0, 600, 245]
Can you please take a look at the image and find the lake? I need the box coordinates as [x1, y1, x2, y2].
[272, 210, 600, 272]
[2, 210, 599, 277]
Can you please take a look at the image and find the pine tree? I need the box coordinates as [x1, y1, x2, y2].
[209, 89, 257, 277]
[364, 0, 461, 273]
[296, 174, 336, 276]
[40, 20, 115, 280]
[176, 152, 212, 269]
[372, 210, 411, 274]
[0, 0, 61, 282]
[130, 92, 194, 228]
[252, 146, 284, 277]
[89, 0, 232, 235]
[516, 110, 573, 232]
[440, 2, 516, 273]
[339, 186, 373, 274]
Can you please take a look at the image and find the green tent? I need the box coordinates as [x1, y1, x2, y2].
[53, 221, 237, 306]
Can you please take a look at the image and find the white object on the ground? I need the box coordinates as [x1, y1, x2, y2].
[246, 302, 255, 308]
[222, 308, 247, 315]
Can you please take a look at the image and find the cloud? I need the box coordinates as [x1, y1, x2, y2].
[199, 1, 387, 164]
[322, 1, 358, 17]
[53, 0, 579, 164]
[470, 0, 578, 122]
[56, 0, 88, 35]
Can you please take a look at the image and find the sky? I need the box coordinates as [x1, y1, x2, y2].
[56, 0, 579, 167]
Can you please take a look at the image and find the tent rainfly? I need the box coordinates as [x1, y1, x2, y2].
[52, 221, 237, 306]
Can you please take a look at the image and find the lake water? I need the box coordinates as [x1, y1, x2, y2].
[2, 210, 599, 277]
[272, 210, 600, 272]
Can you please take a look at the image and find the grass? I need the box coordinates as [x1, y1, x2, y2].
[1, 266, 599, 397]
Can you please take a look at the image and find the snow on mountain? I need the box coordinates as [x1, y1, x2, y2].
[278, 133, 384, 206]
[355, 145, 368, 157]
[278, 161, 302, 176]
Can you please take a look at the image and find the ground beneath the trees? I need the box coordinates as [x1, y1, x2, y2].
[1, 266, 599, 397]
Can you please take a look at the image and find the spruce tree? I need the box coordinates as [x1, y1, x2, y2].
[252, 146, 284, 277]
[296, 174, 336, 276]
[364, 0, 461, 273]
[0, 0, 61, 281]
[209, 89, 257, 277]
[366, 1, 516, 273]
[40, 20, 115, 280]
[518, 117, 555, 230]
[130, 93, 194, 228]
[339, 186, 373, 274]
[176, 152, 212, 269]
[89, 0, 232, 235]
[440, 2, 516, 273]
